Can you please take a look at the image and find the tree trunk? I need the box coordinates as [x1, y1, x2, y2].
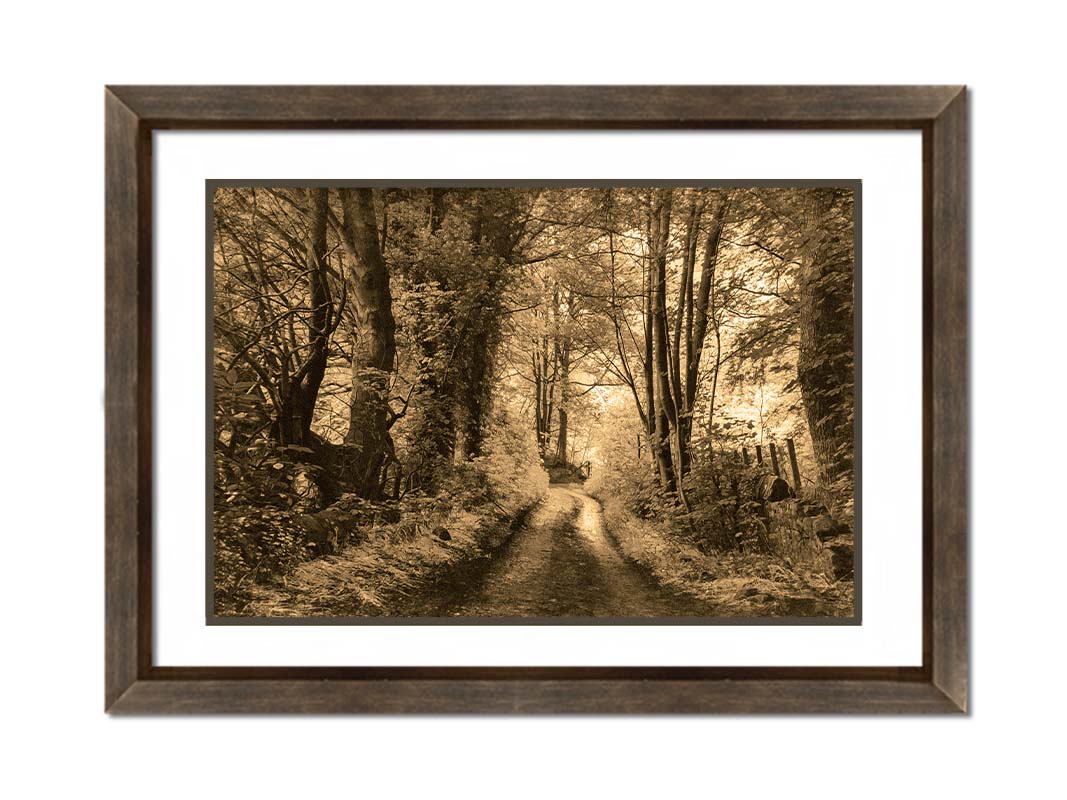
[339, 188, 396, 498]
[533, 351, 544, 456]
[406, 189, 457, 492]
[649, 189, 677, 492]
[456, 345, 492, 460]
[672, 200, 699, 475]
[273, 188, 330, 449]
[796, 189, 855, 498]
[454, 193, 516, 461]
[408, 334, 456, 492]
[642, 207, 658, 474]
[555, 336, 570, 464]
[533, 331, 557, 459]
[685, 197, 729, 463]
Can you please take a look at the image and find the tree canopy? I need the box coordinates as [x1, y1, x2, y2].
[212, 185, 855, 613]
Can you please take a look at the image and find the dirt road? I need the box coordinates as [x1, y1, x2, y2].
[409, 485, 714, 618]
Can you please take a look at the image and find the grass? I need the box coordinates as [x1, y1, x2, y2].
[241, 501, 535, 618]
[599, 498, 854, 618]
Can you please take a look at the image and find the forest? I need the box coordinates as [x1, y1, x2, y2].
[212, 185, 855, 619]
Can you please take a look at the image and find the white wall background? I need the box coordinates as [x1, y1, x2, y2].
[1, 2, 1062, 797]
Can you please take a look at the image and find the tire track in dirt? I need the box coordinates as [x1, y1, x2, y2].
[410, 485, 715, 618]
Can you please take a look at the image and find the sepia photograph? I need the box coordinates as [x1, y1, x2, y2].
[210, 183, 856, 621]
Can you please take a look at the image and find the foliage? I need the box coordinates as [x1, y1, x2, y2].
[214, 505, 310, 614]
[213, 369, 324, 510]
[472, 408, 551, 508]
[211, 185, 854, 617]
[599, 496, 853, 618]
[588, 421, 765, 553]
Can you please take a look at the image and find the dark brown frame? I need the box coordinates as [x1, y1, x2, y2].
[105, 85, 968, 713]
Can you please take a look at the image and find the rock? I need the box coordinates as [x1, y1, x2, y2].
[296, 513, 343, 556]
[808, 515, 835, 541]
[810, 514, 848, 542]
[375, 504, 402, 524]
[433, 526, 452, 541]
[827, 537, 854, 579]
[753, 473, 794, 502]
[290, 466, 323, 513]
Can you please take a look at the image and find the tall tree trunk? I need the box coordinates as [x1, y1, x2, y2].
[602, 188, 653, 470]
[533, 330, 557, 458]
[408, 320, 456, 492]
[273, 188, 331, 448]
[796, 189, 854, 499]
[456, 345, 492, 460]
[406, 190, 457, 492]
[649, 190, 677, 493]
[293, 187, 330, 445]
[543, 336, 558, 458]
[686, 197, 729, 461]
[642, 208, 658, 474]
[672, 200, 699, 475]
[533, 351, 544, 455]
[454, 190, 527, 460]
[555, 336, 570, 464]
[338, 188, 396, 498]
[428, 188, 447, 233]
[454, 196, 498, 461]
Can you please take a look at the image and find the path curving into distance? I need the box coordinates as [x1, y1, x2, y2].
[408, 485, 714, 619]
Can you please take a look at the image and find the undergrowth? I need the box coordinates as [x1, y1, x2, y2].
[596, 497, 853, 617]
[216, 410, 548, 617]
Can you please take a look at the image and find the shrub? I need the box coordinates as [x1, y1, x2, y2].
[214, 505, 310, 614]
[468, 408, 549, 512]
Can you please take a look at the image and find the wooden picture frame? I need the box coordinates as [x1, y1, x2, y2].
[105, 85, 967, 713]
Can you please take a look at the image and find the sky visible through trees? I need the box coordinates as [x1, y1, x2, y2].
[212, 185, 855, 619]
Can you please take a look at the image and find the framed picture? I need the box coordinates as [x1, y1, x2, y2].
[105, 85, 967, 713]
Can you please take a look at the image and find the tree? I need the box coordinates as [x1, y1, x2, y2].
[599, 188, 730, 494]
[452, 189, 536, 459]
[337, 188, 397, 498]
[796, 189, 854, 501]
[279, 187, 332, 447]
[393, 188, 463, 493]
[688, 197, 729, 452]
[519, 274, 581, 467]
[213, 183, 856, 551]
[213, 187, 345, 451]
[649, 189, 678, 492]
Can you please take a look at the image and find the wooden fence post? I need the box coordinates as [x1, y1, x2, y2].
[769, 442, 781, 477]
[786, 437, 802, 489]
[755, 445, 763, 466]
[741, 446, 750, 465]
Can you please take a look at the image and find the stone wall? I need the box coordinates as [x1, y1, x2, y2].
[759, 497, 854, 580]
